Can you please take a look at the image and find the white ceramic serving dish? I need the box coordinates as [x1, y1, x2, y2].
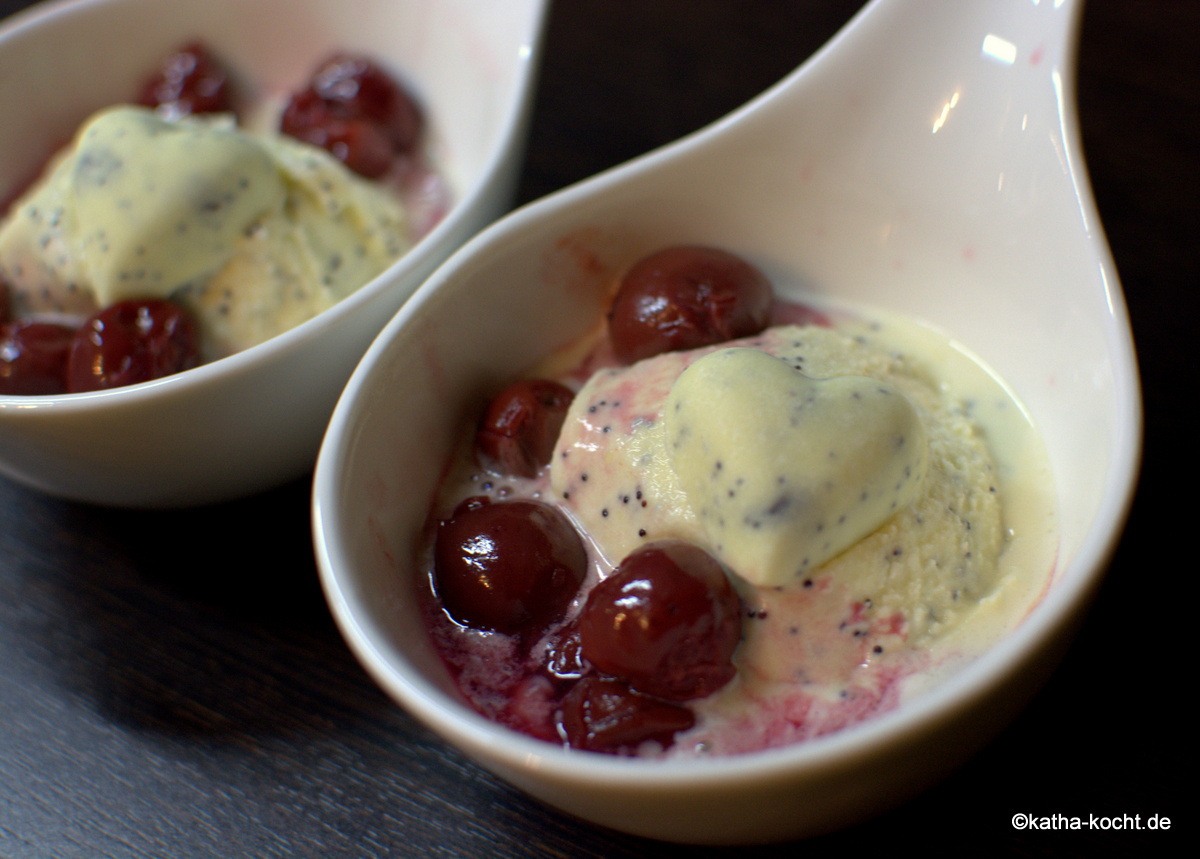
[313, 0, 1140, 844]
[0, 0, 546, 507]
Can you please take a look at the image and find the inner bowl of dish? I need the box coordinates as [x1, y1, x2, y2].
[312, 0, 1140, 844]
[0, 0, 546, 507]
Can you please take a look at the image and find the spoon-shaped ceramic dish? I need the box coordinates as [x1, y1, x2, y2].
[314, 0, 1140, 844]
[0, 0, 546, 507]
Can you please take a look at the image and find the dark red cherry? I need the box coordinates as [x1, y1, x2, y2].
[281, 55, 422, 178]
[280, 91, 395, 178]
[541, 621, 587, 682]
[66, 298, 199, 392]
[318, 118, 396, 179]
[475, 378, 575, 478]
[579, 541, 742, 701]
[279, 91, 335, 149]
[309, 55, 422, 153]
[607, 245, 773, 364]
[138, 42, 233, 118]
[0, 320, 76, 395]
[434, 498, 587, 637]
[559, 676, 695, 753]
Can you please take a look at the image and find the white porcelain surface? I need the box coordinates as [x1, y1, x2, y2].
[0, 0, 546, 507]
[314, 0, 1140, 844]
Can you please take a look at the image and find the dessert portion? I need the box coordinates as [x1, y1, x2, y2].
[417, 245, 1056, 757]
[553, 335, 934, 588]
[0, 105, 408, 361]
[1, 44, 438, 395]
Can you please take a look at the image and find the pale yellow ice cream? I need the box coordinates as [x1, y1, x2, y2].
[0, 105, 409, 359]
[551, 322, 1011, 644]
[546, 316, 1055, 756]
[663, 347, 929, 586]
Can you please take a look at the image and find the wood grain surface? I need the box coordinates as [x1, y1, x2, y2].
[2, 0, 1192, 856]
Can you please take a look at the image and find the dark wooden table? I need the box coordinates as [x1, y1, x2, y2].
[2, 1, 1191, 856]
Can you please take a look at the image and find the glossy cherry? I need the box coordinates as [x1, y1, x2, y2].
[280, 90, 395, 178]
[0, 320, 75, 395]
[579, 541, 742, 701]
[607, 245, 773, 364]
[559, 676, 695, 753]
[281, 55, 421, 178]
[65, 298, 199, 393]
[138, 42, 234, 118]
[475, 378, 575, 478]
[310, 55, 422, 153]
[433, 497, 587, 637]
[541, 621, 587, 682]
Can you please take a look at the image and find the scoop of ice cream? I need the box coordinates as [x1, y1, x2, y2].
[550, 322, 1006, 642]
[0, 105, 409, 358]
[661, 347, 928, 586]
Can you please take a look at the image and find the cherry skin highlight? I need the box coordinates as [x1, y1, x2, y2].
[434, 497, 587, 638]
[579, 540, 743, 701]
[0, 320, 75, 395]
[65, 298, 198, 393]
[559, 676, 695, 753]
[475, 378, 575, 478]
[138, 42, 233, 118]
[607, 245, 773, 364]
[281, 55, 422, 178]
[310, 55, 422, 153]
